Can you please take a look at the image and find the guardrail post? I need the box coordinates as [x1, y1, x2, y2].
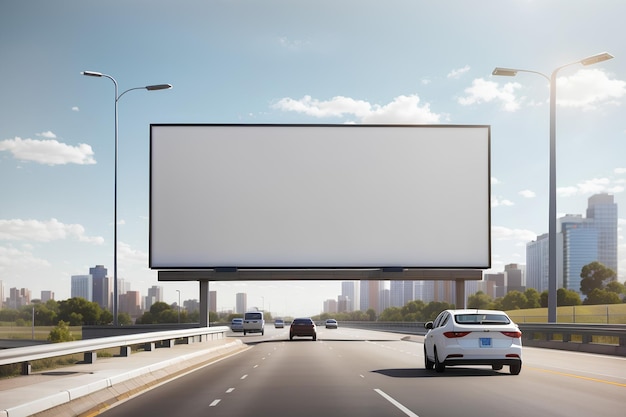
[144, 342, 156, 351]
[119, 346, 131, 357]
[21, 361, 31, 375]
[84, 351, 96, 364]
[163, 339, 175, 348]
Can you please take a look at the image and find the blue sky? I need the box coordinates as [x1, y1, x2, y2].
[1, 0, 625, 317]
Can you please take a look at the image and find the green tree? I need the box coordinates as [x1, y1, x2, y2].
[524, 288, 541, 309]
[421, 301, 455, 321]
[557, 288, 582, 306]
[584, 288, 622, 305]
[58, 297, 103, 325]
[499, 291, 527, 310]
[117, 312, 132, 325]
[366, 308, 377, 321]
[605, 280, 626, 297]
[467, 291, 492, 309]
[580, 261, 616, 296]
[47, 320, 74, 343]
[379, 307, 403, 321]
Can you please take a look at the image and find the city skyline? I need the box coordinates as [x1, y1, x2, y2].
[1, 1, 626, 318]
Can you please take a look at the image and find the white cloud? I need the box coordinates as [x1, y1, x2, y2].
[0, 218, 104, 244]
[556, 69, 626, 110]
[558, 177, 624, 197]
[492, 226, 536, 242]
[72, 106, 79, 112]
[614, 168, 626, 175]
[491, 196, 514, 207]
[447, 65, 470, 79]
[491, 177, 501, 185]
[272, 94, 442, 124]
[519, 189, 536, 198]
[0, 137, 96, 165]
[458, 78, 522, 112]
[36, 131, 57, 139]
[0, 245, 50, 271]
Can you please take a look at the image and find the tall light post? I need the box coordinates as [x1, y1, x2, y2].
[493, 52, 613, 323]
[82, 71, 172, 326]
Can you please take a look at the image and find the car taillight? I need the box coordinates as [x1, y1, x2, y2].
[501, 331, 522, 338]
[443, 331, 471, 338]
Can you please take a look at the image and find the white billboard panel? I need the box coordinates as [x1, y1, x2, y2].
[150, 124, 490, 269]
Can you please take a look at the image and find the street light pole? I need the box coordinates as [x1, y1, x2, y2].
[81, 71, 172, 326]
[493, 52, 613, 323]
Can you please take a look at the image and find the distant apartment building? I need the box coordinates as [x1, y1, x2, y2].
[390, 281, 415, 308]
[504, 264, 525, 293]
[341, 281, 359, 312]
[209, 290, 217, 313]
[71, 275, 93, 300]
[324, 298, 338, 314]
[236, 293, 247, 314]
[7, 287, 31, 309]
[525, 193, 617, 297]
[40, 290, 55, 302]
[119, 290, 141, 317]
[90, 265, 110, 310]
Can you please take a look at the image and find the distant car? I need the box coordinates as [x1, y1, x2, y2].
[243, 311, 265, 336]
[230, 318, 244, 332]
[274, 319, 285, 328]
[424, 309, 522, 375]
[289, 317, 317, 341]
[325, 319, 338, 329]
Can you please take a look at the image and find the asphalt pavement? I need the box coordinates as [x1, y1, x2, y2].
[0, 337, 248, 417]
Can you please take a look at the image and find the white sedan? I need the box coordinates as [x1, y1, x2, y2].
[424, 309, 522, 375]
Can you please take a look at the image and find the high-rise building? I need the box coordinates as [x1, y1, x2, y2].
[526, 233, 550, 293]
[236, 293, 247, 314]
[119, 290, 141, 317]
[504, 264, 525, 293]
[40, 291, 55, 302]
[90, 265, 110, 310]
[0, 280, 4, 308]
[390, 281, 414, 307]
[525, 193, 617, 296]
[209, 290, 217, 313]
[586, 193, 618, 273]
[8, 288, 31, 309]
[71, 275, 93, 300]
[341, 281, 359, 312]
[560, 214, 598, 295]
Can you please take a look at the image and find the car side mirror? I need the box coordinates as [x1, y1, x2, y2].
[425, 321, 433, 330]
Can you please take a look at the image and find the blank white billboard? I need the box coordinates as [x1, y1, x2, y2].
[150, 124, 490, 269]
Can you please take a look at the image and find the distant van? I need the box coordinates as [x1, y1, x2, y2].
[243, 311, 265, 335]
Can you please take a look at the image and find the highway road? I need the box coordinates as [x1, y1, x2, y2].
[101, 325, 625, 417]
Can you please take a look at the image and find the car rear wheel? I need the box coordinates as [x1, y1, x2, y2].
[510, 362, 522, 375]
[424, 346, 434, 370]
[434, 347, 445, 373]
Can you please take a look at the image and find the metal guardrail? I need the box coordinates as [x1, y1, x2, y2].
[0, 326, 229, 374]
[338, 321, 626, 356]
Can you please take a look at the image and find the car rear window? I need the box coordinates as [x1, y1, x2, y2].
[454, 313, 510, 325]
[245, 313, 262, 320]
[293, 319, 313, 325]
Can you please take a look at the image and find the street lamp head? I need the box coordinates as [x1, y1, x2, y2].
[81, 70, 103, 77]
[580, 52, 614, 66]
[146, 84, 173, 91]
[492, 67, 518, 77]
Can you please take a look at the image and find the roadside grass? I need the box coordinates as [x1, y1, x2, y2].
[506, 304, 626, 324]
[0, 323, 82, 340]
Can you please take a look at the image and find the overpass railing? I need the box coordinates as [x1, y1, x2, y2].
[339, 321, 626, 356]
[0, 326, 229, 375]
